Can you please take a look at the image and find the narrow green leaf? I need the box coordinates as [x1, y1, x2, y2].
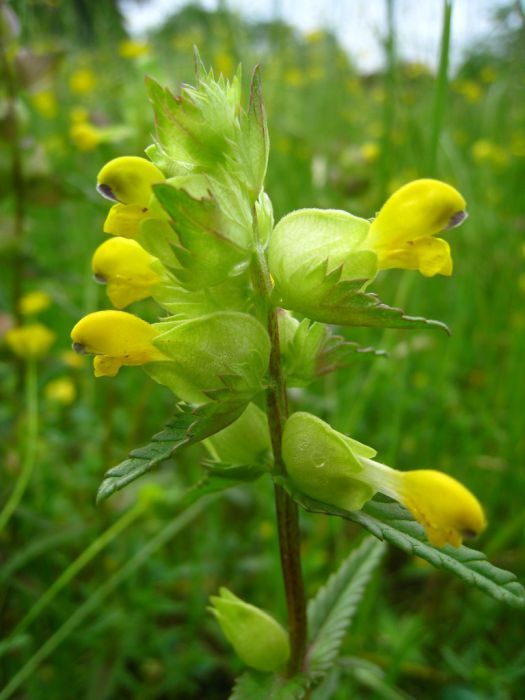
[229, 671, 310, 700]
[288, 487, 525, 609]
[96, 400, 247, 503]
[306, 538, 386, 680]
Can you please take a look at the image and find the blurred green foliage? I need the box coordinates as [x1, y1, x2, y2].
[1, 1, 525, 698]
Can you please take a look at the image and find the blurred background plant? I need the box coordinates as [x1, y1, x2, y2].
[1, 0, 524, 698]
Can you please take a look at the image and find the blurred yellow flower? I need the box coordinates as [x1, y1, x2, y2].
[471, 139, 508, 168]
[70, 106, 90, 123]
[45, 376, 76, 405]
[454, 79, 482, 103]
[19, 290, 51, 316]
[60, 349, 86, 369]
[305, 29, 325, 44]
[214, 51, 234, 77]
[31, 90, 57, 119]
[118, 39, 150, 59]
[69, 68, 97, 95]
[5, 323, 55, 360]
[480, 66, 497, 84]
[70, 122, 101, 150]
[283, 68, 304, 88]
[360, 142, 380, 163]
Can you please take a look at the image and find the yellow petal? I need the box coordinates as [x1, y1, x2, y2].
[91, 237, 161, 309]
[399, 470, 486, 547]
[103, 203, 149, 238]
[368, 179, 466, 248]
[96, 156, 165, 207]
[378, 236, 453, 277]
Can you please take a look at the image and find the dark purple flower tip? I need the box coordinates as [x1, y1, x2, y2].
[96, 183, 119, 202]
[445, 210, 468, 230]
[93, 274, 107, 285]
[72, 342, 87, 355]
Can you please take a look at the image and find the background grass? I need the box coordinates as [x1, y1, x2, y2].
[1, 1, 524, 698]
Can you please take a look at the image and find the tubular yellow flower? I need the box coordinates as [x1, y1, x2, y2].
[70, 122, 102, 151]
[96, 156, 165, 207]
[282, 413, 486, 548]
[70, 310, 167, 377]
[69, 68, 97, 95]
[5, 323, 55, 360]
[91, 237, 161, 309]
[363, 179, 467, 277]
[118, 39, 150, 59]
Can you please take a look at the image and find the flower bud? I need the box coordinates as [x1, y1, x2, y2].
[96, 156, 165, 207]
[364, 179, 467, 276]
[70, 310, 167, 377]
[91, 237, 162, 309]
[209, 588, 290, 673]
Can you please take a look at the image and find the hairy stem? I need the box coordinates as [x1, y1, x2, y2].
[252, 242, 307, 675]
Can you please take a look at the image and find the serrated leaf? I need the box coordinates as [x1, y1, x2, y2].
[287, 486, 525, 609]
[229, 671, 310, 700]
[284, 319, 386, 387]
[96, 400, 247, 503]
[306, 538, 385, 680]
[281, 259, 450, 333]
[153, 183, 250, 288]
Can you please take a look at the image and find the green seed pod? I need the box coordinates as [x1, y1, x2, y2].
[282, 412, 377, 511]
[209, 588, 290, 673]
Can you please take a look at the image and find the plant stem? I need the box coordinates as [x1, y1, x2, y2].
[428, 0, 453, 174]
[252, 242, 308, 675]
[0, 362, 38, 535]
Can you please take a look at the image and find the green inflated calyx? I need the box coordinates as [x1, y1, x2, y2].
[282, 412, 377, 511]
[208, 403, 271, 468]
[209, 588, 290, 673]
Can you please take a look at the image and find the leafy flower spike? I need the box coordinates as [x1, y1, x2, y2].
[363, 179, 467, 276]
[96, 156, 165, 207]
[71, 310, 167, 377]
[209, 588, 290, 673]
[282, 412, 486, 548]
[91, 237, 163, 309]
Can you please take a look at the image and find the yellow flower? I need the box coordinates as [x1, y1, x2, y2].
[283, 412, 486, 548]
[214, 51, 234, 77]
[19, 290, 51, 316]
[69, 68, 97, 95]
[118, 39, 150, 59]
[5, 323, 55, 360]
[363, 179, 467, 277]
[45, 376, 76, 405]
[360, 142, 380, 164]
[91, 237, 161, 309]
[71, 310, 167, 377]
[96, 156, 165, 207]
[454, 79, 482, 103]
[31, 90, 57, 119]
[70, 122, 102, 151]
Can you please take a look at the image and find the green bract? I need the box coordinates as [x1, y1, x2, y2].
[148, 312, 270, 404]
